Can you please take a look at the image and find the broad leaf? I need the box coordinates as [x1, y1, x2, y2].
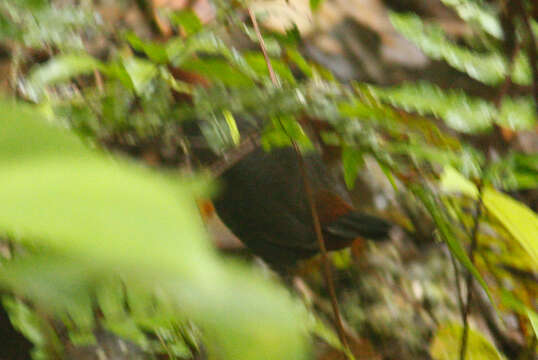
[483, 188, 538, 266]
[430, 322, 503, 360]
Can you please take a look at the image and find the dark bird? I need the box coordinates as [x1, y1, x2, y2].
[213, 146, 391, 270]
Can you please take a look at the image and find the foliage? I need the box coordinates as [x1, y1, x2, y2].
[0, 100, 308, 359]
[0, 0, 536, 359]
[430, 322, 504, 360]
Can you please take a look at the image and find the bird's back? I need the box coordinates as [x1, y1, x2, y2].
[213, 146, 390, 268]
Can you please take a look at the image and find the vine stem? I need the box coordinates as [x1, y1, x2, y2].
[247, 7, 350, 354]
[450, 252, 466, 326]
[459, 185, 483, 360]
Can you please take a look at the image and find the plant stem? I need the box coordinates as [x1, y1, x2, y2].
[247, 6, 350, 355]
[459, 185, 483, 360]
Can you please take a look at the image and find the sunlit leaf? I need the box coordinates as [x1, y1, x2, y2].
[498, 97, 537, 131]
[528, 309, 538, 338]
[370, 82, 495, 133]
[390, 13, 530, 86]
[483, 188, 538, 266]
[440, 166, 479, 198]
[28, 54, 104, 88]
[440, 0, 502, 38]
[121, 57, 159, 95]
[430, 322, 503, 360]
[223, 110, 240, 145]
[2, 296, 56, 358]
[261, 116, 313, 150]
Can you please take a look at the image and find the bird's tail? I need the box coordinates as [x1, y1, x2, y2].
[323, 211, 391, 250]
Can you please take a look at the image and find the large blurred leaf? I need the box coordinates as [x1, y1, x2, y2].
[0, 101, 309, 360]
[0, 100, 90, 160]
[430, 322, 503, 360]
[483, 188, 538, 267]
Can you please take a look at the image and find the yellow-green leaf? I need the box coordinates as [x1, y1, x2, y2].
[483, 188, 538, 267]
[440, 166, 479, 198]
[431, 322, 503, 360]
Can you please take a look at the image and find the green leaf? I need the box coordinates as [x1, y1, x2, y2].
[0, 99, 90, 162]
[166, 32, 259, 82]
[261, 116, 313, 150]
[126, 32, 168, 63]
[528, 309, 538, 338]
[241, 25, 282, 57]
[369, 82, 496, 133]
[500, 290, 538, 334]
[121, 57, 159, 95]
[440, 165, 479, 198]
[181, 58, 253, 87]
[430, 322, 503, 360]
[10, 0, 49, 9]
[440, 0, 502, 38]
[0, 102, 309, 360]
[2, 297, 54, 353]
[200, 112, 243, 153]
[244, 52, 296, 84]
[483, 188, 538, 266]
[27, 54, 104, 93]
[309, 0, 324, 11]
[485, 153, 538, 191]
[0, 13, 21, 40]
[390, 13, 531, 85]
[498, 97, 537, 131]
[286, 47, 313, 77]
[342, 146, 364, 189]
[168, 9, 203, 36]
[223, 110, 240, 145]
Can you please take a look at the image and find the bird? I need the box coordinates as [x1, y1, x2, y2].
[212, 145, 391, 271]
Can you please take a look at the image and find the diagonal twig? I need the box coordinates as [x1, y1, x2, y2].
[247, 6, 350, 355]
[459, 184, 483, 360]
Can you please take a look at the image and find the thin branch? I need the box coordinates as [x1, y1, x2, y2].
[93, 69, 104, 94]
[247, 8, 279, 86]
[247, 7, 350, 354]
[459, 185, 484, 360]
[450, 252, 466, 325]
